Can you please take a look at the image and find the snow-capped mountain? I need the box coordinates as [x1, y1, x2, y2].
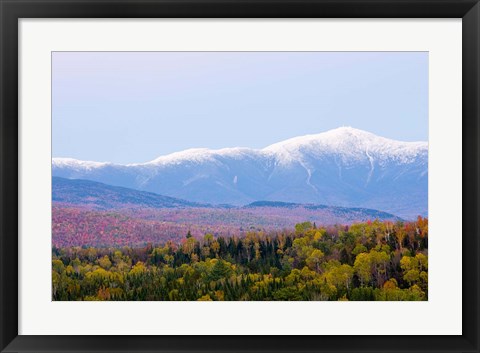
[52, 127, 428, 219]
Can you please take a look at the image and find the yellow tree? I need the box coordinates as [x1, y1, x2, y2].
[353, 253, 372, 285]
[306, 249, 325, 272]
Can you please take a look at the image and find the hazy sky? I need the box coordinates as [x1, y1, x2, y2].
[52, 51, 428, 164]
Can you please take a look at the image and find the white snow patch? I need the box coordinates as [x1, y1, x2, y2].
[54, 127, 428, 170]
[298, 160, 318, 193]
[52, 158, 111, 170]
[264, 126, 427, 165]
[365, 148, 375, 186]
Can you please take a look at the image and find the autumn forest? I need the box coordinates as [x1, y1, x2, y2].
[52, 217, 428, 301]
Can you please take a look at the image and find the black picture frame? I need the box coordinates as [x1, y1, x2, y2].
[1, 0, 478, 352]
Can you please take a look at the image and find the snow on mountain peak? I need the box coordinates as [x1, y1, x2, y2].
[263, 127, 427, 165]
[52, 158, 111, 170]
[52, 127, 427, 168]
[147, 148, 214, 165]
[144, 147, 260, 166]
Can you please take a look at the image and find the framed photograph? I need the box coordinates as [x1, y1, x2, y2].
[1, 0, 478, 352]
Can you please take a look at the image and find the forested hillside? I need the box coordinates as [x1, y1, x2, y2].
[52, 217, 428, 301]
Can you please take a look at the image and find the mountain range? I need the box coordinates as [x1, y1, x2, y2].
[52, 127, 428, 219]
[52, 176, 207, 209]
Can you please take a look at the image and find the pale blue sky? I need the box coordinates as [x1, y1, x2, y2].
[52, 52, 428, 164]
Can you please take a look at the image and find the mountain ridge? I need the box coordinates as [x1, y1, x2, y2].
[52, 176, 208, 209]
[52, 177, 403, 243]
[54, 127, 427, 167]
[52, 127, 428, 219]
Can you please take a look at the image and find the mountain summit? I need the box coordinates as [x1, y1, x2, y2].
[264, 127, 426, 164]
[52, 127, 428, 219]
